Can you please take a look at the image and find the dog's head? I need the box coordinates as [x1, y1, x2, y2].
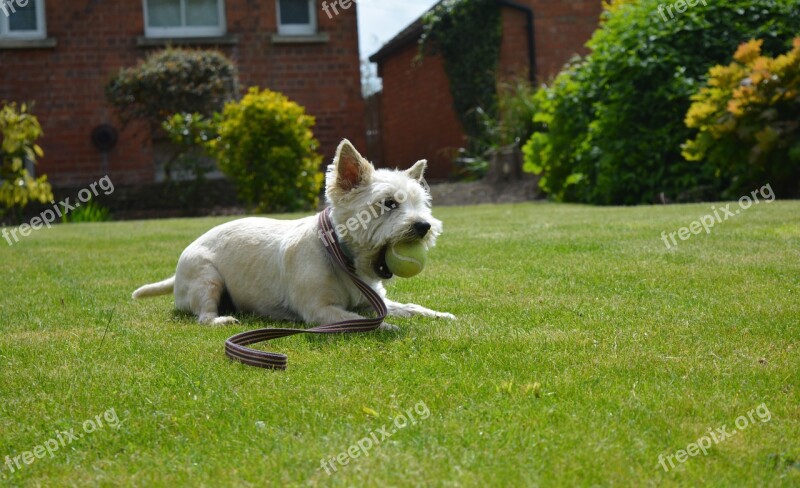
[325, 139, 442, 281]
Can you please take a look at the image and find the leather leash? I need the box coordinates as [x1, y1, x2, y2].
[224, 208, 387, 370]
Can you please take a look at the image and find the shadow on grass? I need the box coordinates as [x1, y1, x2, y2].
[168, 309, 405, 350]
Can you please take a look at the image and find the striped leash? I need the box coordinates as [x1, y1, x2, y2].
[224, 208, 387, 370]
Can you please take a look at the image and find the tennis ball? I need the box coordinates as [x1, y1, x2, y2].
[385, 241, 427, 278]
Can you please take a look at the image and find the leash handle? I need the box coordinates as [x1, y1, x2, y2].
[224, 209, 387, 370]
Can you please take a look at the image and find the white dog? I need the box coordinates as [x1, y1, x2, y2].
[132, 139, 455, 330]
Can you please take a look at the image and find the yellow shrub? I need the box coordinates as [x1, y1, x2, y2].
[683, 38, 800, 197]
[209, 87, 323, 212]
[0, 103, 53, 221]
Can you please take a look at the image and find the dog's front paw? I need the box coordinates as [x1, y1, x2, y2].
[199, 315, 240, 326]
[378, 322, 400, 332]
[388, 302, 456, 321]
[213, 316, 240, 326]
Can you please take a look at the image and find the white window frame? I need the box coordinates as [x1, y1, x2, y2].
[143, 0, 226, 38]
[276, 0, 317, 36]
[0, 0, 47, 39]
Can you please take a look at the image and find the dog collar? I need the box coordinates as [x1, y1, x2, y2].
[320, 208, 357, 271]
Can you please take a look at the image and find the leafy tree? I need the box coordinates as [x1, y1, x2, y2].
[106, 48, 238, 130]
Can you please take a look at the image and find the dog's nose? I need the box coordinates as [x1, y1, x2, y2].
[412, 221, 431, 238]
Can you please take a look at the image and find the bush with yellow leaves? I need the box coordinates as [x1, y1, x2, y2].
[0, 102, 53, 222]
[683, 39, 800, 198]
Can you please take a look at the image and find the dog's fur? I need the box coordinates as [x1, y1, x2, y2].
[132, 139, 455, 329]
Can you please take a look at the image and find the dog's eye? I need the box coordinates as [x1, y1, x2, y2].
[384, 198, 398, 209]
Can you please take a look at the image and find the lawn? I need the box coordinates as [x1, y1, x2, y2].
[1, 201, 798, 487]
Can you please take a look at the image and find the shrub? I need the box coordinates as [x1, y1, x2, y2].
[460, 80, 538, 179]
[208, 87, 323, 212]
[106, 48, 238, 130]
[495, 80, 538, 148]
[61, 201, 111, 223]
[159, 112, 220, 205]
[161, 112, 218, 181]
[523, 0, 800, 204]
[683, 39, 800, 198]
[0, 102, 53, 222]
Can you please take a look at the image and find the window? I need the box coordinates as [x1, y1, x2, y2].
[0, 0, 47, 39]
[143, 0, 226, 38]
[277, 0, 316, 36]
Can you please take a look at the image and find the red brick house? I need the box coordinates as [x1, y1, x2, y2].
[0, 0, 365, 186]
[369, 0, 603, 179]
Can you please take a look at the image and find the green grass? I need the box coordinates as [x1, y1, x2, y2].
[1, 201, 798, 487]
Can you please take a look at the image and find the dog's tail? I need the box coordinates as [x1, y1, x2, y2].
[132, 276, 175, 299]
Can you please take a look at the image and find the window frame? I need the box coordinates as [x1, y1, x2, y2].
[276, 0, 317, 36]
[0, 0, 47, 39]
[142, 0, 227, 38]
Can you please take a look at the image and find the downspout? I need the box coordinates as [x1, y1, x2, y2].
[496, 0, 536, 82]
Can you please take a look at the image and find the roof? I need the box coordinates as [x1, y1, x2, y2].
[368, 0, 534, 65]
[368, 1, 444, 64]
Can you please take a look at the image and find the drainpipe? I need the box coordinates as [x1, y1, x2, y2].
[496, 0, 536, 82]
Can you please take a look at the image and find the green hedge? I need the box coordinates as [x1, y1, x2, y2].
[524, 0, 800, 204]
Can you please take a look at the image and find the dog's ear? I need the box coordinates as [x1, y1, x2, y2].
[334, 139, 372, 191]
[406, 159, 427, 181]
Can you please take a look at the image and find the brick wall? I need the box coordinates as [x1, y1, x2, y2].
[529, 0, 603, 81]
[374, 0, 602, 179]
[498, 6, 532, 81]
[0, 1, 365, 187]
[377, 44, 466, 180]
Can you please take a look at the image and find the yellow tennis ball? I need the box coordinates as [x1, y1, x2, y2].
[385, 241, 427, 278]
